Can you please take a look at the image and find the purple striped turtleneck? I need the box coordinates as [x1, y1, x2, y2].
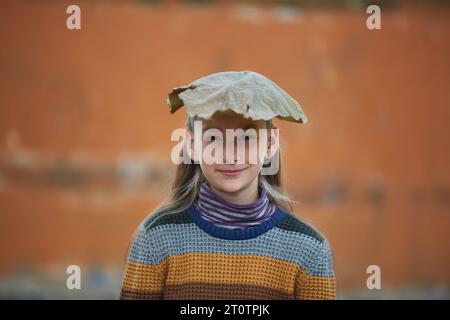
[195, 182, 276, 230]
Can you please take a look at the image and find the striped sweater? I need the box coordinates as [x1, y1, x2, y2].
[120, 204, 336, 300]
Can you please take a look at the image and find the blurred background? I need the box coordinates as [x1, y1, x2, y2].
[0, 0, 449, 299]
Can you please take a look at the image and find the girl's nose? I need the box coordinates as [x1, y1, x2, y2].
[223, 138, 245, 164]
[223, 138, 236, 164]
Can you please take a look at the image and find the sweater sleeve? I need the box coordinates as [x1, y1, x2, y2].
[119, 226, 167, 300]
[294, 239, 336, 300]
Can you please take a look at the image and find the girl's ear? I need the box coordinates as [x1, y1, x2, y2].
[266, 125, 279, 159]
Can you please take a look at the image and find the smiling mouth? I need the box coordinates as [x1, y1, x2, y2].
[217, 167, 248, 177]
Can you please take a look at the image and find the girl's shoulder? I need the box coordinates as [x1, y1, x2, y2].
[128, 209, 191, 255]
[138, 208, 191, 233]
[276, 207, 326, 245]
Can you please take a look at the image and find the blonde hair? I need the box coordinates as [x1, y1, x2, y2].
[151, 116, 296, 218]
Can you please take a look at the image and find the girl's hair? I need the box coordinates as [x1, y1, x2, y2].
[151, 116, 296, 217]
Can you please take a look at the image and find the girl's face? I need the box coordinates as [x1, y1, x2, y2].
[188, 110, 277, 203]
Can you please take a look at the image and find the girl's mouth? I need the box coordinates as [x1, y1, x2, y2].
[216, 167, 248, 177]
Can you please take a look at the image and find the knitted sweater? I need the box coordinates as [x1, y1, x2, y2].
[120, 204, 336, 300]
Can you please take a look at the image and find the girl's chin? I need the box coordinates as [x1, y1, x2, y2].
[212, 180, 247, 194]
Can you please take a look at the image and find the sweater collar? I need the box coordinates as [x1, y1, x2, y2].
[187, 204, 285, 240]
[196, 182, 276, 229]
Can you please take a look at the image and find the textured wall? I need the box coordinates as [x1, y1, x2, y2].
[0, 0, 449, 298]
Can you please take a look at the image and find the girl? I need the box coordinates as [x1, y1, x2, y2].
[120, 71, 336, 300]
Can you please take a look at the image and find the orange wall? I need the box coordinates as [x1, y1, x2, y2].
[0, 0, 449, 291]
